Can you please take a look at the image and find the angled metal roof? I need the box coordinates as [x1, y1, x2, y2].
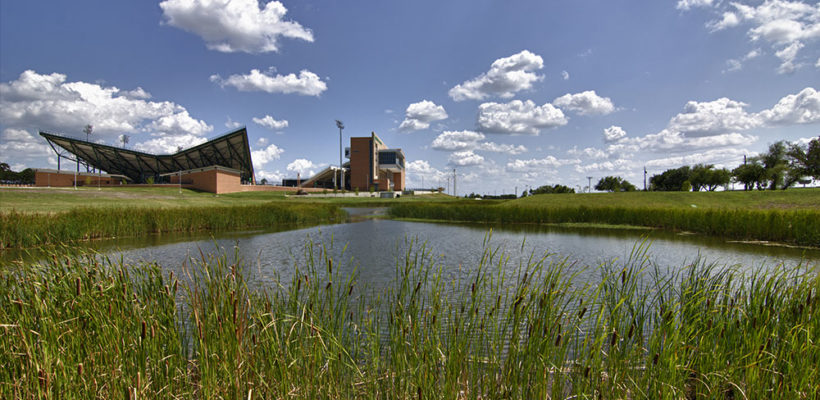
[39, 127, 255, 184]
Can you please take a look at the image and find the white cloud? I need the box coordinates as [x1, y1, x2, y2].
[0, 128, 54, 165]
[134, 134, 208, 154]
[0, 70, 212, 161]
[251, 143, 284, 167]
[253, 114, 289, 130]
[644, 147, 750, 169]
[699, 0, 820, 73]
[774, 41, 804, 74]
[448, 50, 544, 101]
[723, 48, 762, 72]
[506, 156, 580, 172]
[667, 97, 763, 136]
[159, 0, 313, 53]
[448, 151, 484, 166]
[477, 100, 568, 135]
[574, 158, 634, 174]
[553, 90, 615, 116]
[603, 125, 627, 143]
[406, 159, 449, 187]
[225, 116, 242, 129]
[256, 169, 285, 183]
[816, 57, 820, 67]
[211, 68, 327, 96]
[568, 146, 609, 159]
[399, 100, 448, 131]
[677, 0, 715, 11]
[431, 130, 484, 151]
[561, 70, 570, 80]
[476, 142, 528, 155]
[758, 87, 820, 124]
[286, 158, 325, 177]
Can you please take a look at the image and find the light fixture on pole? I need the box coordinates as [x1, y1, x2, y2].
[587, 176, 593, 193]
[336, 120, 345, 190]
[83, 125, 93, 172]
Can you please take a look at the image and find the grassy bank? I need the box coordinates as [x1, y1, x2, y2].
[2, 242, 817, 398]
[0, 203, 345, 249]
[389, 201, 820, 247]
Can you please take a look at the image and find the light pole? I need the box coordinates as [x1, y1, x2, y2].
[336, 120, 345, 190]
[83, 125, 93, 172]
[587, 176, 593, 193]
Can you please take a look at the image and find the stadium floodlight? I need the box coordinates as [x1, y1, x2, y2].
[336, 120, 345, 190]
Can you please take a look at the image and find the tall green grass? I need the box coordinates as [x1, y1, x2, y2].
[388, 203, 820, 247]
[2, 240, 817, 398]
[0, 203, 346, 249]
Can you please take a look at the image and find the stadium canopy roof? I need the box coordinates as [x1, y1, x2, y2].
[40, 127, 255, 184]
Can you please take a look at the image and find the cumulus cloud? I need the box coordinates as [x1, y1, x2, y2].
[667, 97, 763, 136]
[477, 100, 568, 135]
[506, 156, 580, 172]
[286, 158, 325, 177]
[553, 90, 616, 116]
[561, 70, 570, 80]
[211, 68, 327, 96]
[399, 100, 448, 131]
[159, 0, 313, 53]
[225, 116, 242, 129]
[0, 70, 212, 162]
[406, 159, 449, 187]
[758, 87, 820, 124]
[431, 130, 485, 151]
[568, 146, 609, 159]
[574, 158, 634, 174]
[251, 143, 284, 167]
[724, 48, 761, 72]
[448, 150, 484, 166]
[697, 0, 820, 73]
[0, 128, 55, 166]
[134, 134, 208, 154]
[603, 125, 627, 142]
[253, 114, 289, 130]
[775, 40, 804, 74]
[448, 50, 544, 101]
[676, 0, 715, 11]
[476, 142, 528, 155]
[256, 169, 286, 183]
[644, 147, 750, 169]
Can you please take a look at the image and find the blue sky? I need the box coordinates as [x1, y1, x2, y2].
[1, 0, 818, 194]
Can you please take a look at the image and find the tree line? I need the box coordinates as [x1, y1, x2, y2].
[0, 162, 35, 184]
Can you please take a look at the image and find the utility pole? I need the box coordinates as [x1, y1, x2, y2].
[336, 120, 345, 190]
[453, 168, 456, 197]
[587, 176, 593, 193]
[643, 167, 648, 191]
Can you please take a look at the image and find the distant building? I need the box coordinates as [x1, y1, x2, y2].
[299, 132, 405, 191]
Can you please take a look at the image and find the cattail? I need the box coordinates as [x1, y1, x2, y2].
[77, 363, 83, 376]
[628, 323, 635, 339]
[417, 386, 422, 400]
[555, 334, 562, 347]
[348, 284, 355, 296]
[621, 269, 627, 284]
[141, 320, 146, 342]
[151, 324, 155, 339]
[471, 282, 475, 294]
[325, 281, 332, 290]
[653, 353, 659, 365]
[76, 277, 82, 297]
[173, 279, 178, 294]
[584, 366, 590, 378]
[522, 272, 528, 284]
[327, 258, 333, 274]
[610, 330, 618, 347]
[578, 307, 587, 319]
[415, 281, 422, 294]
[97, 284, 103, 296]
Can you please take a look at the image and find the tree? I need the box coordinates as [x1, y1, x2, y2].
[530, 184, 575, 194]
[787, 136, 820, 182]
[650, 166, 691, 191]
[690, 164, 730, 191]
[594, 176, 636, 192]
[260, 178, 268, 185]
[732, 161, 767, 190]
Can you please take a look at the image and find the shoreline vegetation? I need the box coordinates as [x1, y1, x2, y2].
[1, 241, 817, 398]
[0, 203, 346, 249]
[1, 187, 818, 248]
[388, 203, 820, 248]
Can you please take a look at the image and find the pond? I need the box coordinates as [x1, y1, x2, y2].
[11, 207, 814, 292]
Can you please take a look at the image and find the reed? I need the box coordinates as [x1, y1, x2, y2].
[388, 203, 820, 247]
[1, 240, 817, 398]
[0, 203, 346, 249]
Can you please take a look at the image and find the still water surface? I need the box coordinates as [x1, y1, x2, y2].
[16, 207, 814, 291]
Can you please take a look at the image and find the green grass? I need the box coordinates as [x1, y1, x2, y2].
[0, 203, 346, 249]
[510, 188, 820, 210]
[2, 240, 817, 398]
[389, 192, 820, 247]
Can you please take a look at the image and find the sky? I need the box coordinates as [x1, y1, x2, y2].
[1, 0, 818, 195]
